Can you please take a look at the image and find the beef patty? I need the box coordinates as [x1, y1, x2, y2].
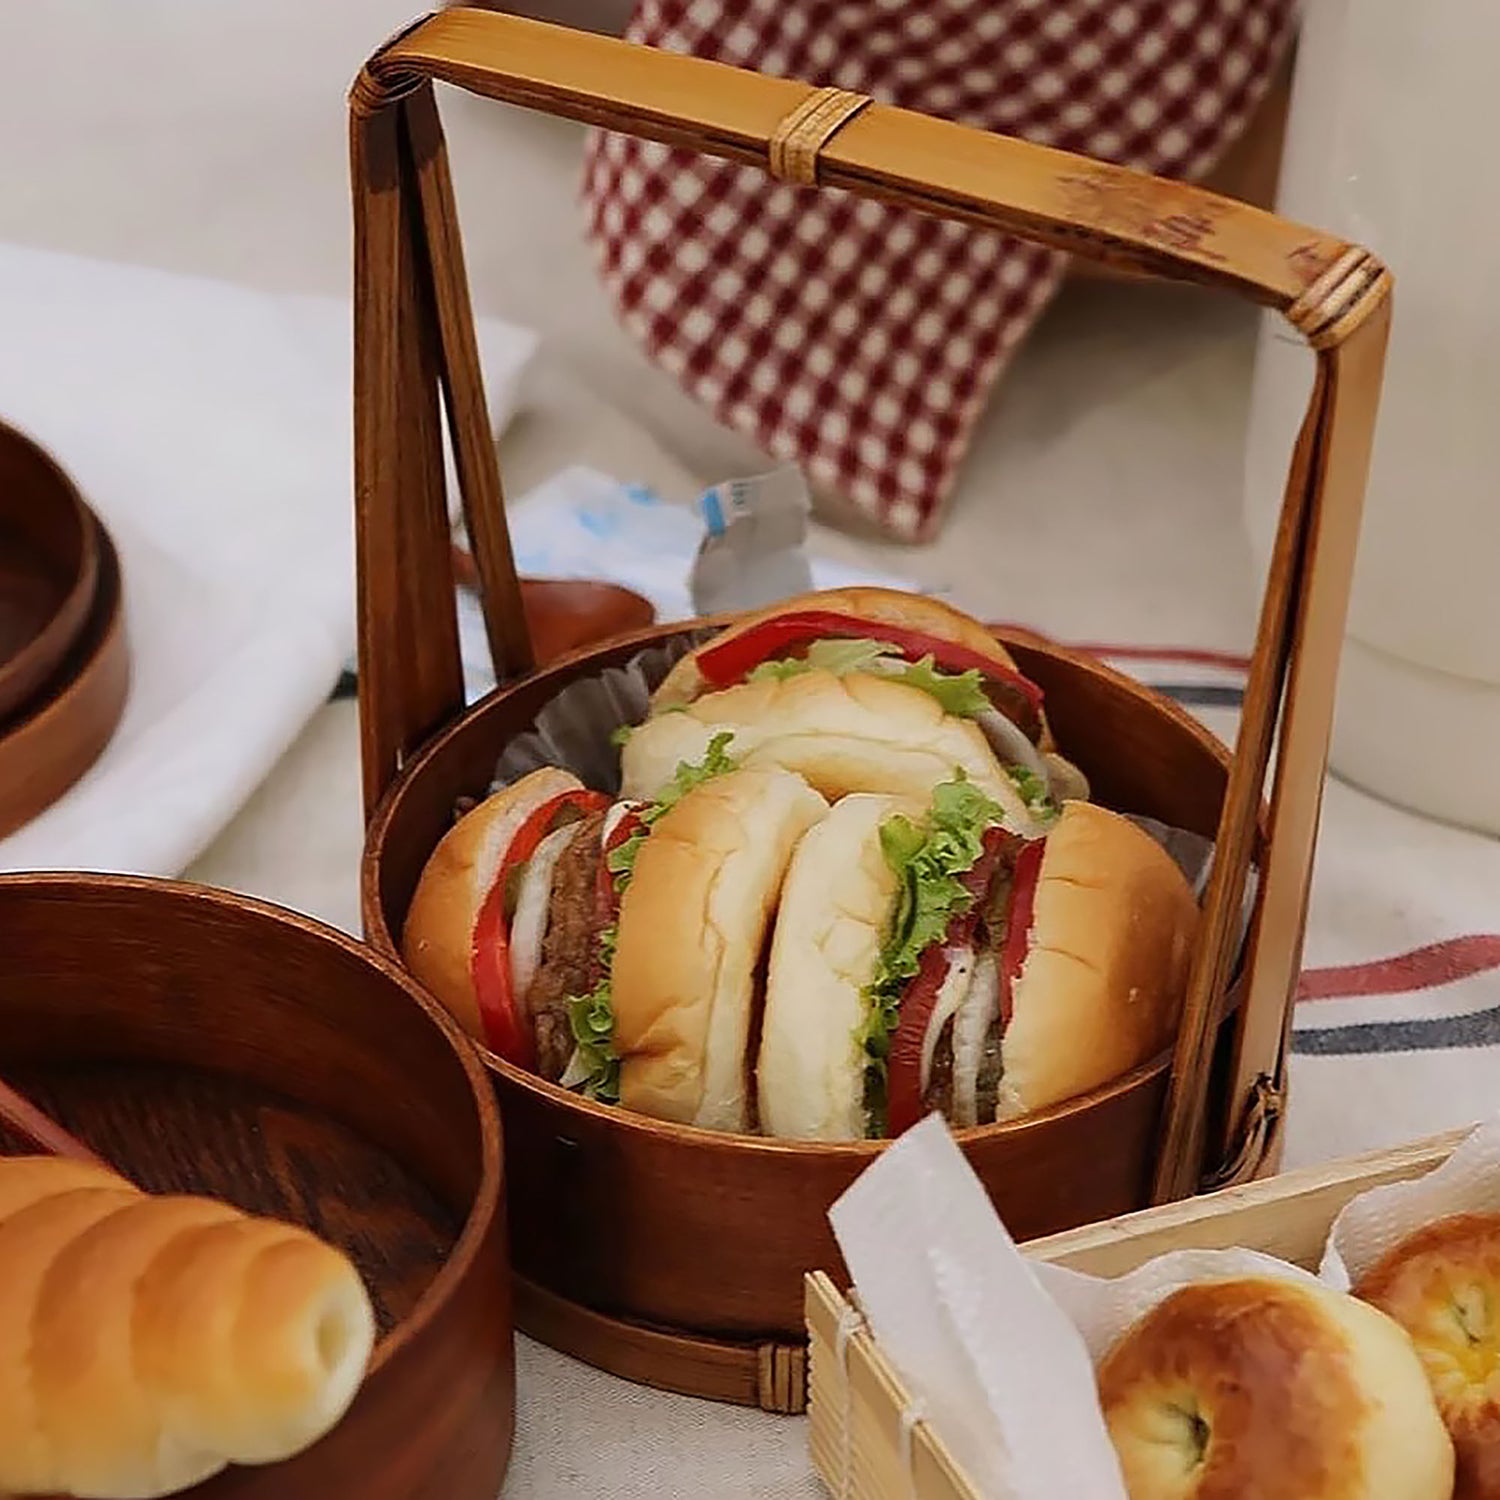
[526, 809, 606, 1081]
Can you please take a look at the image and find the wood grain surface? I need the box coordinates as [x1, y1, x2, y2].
[0, 875, 513, 1500]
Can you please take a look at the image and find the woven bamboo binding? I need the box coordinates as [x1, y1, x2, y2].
[349, 8, 1392, 1207]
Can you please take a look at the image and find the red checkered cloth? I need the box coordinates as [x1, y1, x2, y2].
[582, 0, 1294, 541]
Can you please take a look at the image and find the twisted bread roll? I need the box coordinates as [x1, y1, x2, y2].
[0, 1156, 376, 1499]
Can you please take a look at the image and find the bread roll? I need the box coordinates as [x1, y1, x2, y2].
[611, 765, 828, 1130]
[620, 670, 1050, 834]
[652, 586, 1031, 710]
[0, 1156, 376, 1499]
[1355, 1211, 1500, 1500]
[1099, 1276, 1453, 1500]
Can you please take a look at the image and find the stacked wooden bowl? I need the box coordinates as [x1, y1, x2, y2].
[0, 420, 129, 840]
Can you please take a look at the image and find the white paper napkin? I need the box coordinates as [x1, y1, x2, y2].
[1321, 1113, 1500, 1291]
[0, 243, 536, 875]
[829, 1116, 1129, 1500]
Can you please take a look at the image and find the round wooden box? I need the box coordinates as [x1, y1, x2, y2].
[0, 875, 514, 1499]
[363, 622, 1247, 1409]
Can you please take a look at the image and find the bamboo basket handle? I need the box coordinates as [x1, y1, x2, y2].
[350, 9, 1393, 1199]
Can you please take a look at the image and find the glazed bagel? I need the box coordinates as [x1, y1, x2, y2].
[620, 670, 1053, 836]
[1099, 1276, 1453, 1500]
[1356, 1212, 1500, 1500]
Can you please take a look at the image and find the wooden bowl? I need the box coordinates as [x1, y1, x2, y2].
[0, 422, 101, 721]
[362, 623, 1253, 1408]
[0, 523, 129, 840]
[0, 874, 513, 1499]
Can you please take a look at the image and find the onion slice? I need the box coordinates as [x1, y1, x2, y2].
[951, 951, 1001, 1127]
[919, 946, 975, 1099]
[508, 822, 585, 999]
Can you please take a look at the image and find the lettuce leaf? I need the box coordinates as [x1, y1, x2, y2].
[857, 775, 1004, 1135]
[565, 733, 740, 1103]
[747, 636, 989, 717]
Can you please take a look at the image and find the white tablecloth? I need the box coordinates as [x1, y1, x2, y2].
[9, 2, 1500, 1495]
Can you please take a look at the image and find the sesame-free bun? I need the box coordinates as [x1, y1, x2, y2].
[652, 587, 1027, 710]
[620, 671, 1052, 836]
[1100, 1276, 1454, 1500]
[400, 766, 585, 1040]
[1355, 1212, 1500, 1500]
[756, 793, 915, 1140]
[609, 766, 827, 1132]
[995, 800, 1198, 1120]
[755, 799, 1198, 1139]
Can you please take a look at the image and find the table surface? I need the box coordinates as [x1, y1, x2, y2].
[9, 3, 1453, 1496]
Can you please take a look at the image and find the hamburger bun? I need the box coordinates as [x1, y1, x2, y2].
[757, 794, 915, 1140]
[1100, 1276, 1453, 1500]
[620, 670, 1051, 835]
[400, 766, 585, 1039]
[756, 798, 1197, 1139]
[611, 765, 828, 1131]
[996, 800, 1198, 1120]
[1355, 1212, 1500, 1500]
[652, 587, 1028, 710]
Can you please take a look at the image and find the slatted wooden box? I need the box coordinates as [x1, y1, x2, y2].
[807, 1128, 1462, 1499]
[348, 8, 1391, 1410]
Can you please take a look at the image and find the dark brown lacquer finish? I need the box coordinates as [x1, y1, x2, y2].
[349, 10, 1392, 1408]
[361, 619, 1254, 1400]
[0, 421, 100, 721]
[0, 875, 513, 1499]
[0, 523, 129, 840]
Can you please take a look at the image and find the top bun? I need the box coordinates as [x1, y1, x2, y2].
[620, 670, 1051, 835]
[1101, 1275, 1453, 1500]
[611, 765, 828, 1132]
[997, 801, 1198, 1120]
[400, 766, 585, 1040]
[651, 587, 1031, 710]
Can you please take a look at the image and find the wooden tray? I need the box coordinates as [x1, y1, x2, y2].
[0, 421, 101, 721]
[0, 874, 513, 1499]
[0, 521, 129, 840]
[347, 9, 1392, 1409]
[807, 1127, 1464, 1500]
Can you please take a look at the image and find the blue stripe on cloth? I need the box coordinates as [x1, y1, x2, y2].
[1294, 1007, 1500, 1055]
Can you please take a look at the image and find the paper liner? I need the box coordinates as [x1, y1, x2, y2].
[1321, 1112, 1500, 1291]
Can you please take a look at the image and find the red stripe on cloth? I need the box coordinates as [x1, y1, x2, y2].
[986, 625, 1251, 674]
[1298, 936, 1500, 1002]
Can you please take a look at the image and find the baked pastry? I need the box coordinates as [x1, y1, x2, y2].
[0, 1155, 376, 1498]
[1356, 1211, 1500, 1500]
[1098, 1275, 1453, 1499]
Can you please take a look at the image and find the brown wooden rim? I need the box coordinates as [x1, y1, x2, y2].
[0, 872, 504, 1378]
[0, 420, 102, 720]
[362, 617, 1253, 1153]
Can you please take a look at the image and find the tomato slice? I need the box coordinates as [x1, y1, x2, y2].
[885, 829, 1009, 1137]
[999, 838, 1045, 1028]
[468, 787, 609, 1065]
[596, 805, 647, 923]
[696, 610, 1044, 728]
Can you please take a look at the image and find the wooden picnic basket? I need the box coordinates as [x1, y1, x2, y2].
[349, 7, 1392, 1412]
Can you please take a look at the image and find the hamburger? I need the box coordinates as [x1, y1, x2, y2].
[621, 587, 1087, 828]
[402, 741, 827, 1129]
[756, 783, 1199, 1140]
